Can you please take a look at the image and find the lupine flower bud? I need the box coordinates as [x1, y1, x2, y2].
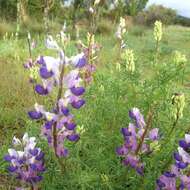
[116, 17, 126, 40]
[173, 51, 187, 65]
[154, 21, 162, 42]
[29, 66, 39, 81]
[171, 93, 185, 120]
[122, 49, 135, 73]
[4, 133, 45, 189]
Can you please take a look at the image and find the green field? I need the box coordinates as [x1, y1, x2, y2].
[0, 24, 190, 189]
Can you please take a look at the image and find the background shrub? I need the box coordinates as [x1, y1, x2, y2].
[135, 5, 177, 26]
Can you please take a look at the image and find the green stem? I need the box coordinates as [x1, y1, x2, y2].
[52, 50, 65, 171]
[135, 110, 153, 155]
[155, 40, 159, 65]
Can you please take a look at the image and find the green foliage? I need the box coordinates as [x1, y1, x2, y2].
[175, 15, 190, 27]
[96, 19, 115, 34]
[0, 0, 17, 20]
[0, 23, 190, 189]
[135, 5, 177, 26]
[125, 0, 149, 16]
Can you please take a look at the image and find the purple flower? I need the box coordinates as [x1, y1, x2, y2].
[28, 111, 42, 120]
[129, 108, 146, 128]
[65, 122, 76, 130]
[37, 56, 45, 65]
[156, 175, 176, 190]
[35, 84, 49, 95]
[157, 134, 190, 189]
[149, 128, 159, 141]
[76, 57, 87, 68]
[121, 128, 131, 136]
[70, 86, 85, 96]
[39, 66, 54, 79]
[4, 133, 45, 189]
[174, 152, 182, 161]
[67, 134, 80, 142]
[71, 99, 85, 109]
[116, 108, 159, 175]
[26, 39, 96, 160]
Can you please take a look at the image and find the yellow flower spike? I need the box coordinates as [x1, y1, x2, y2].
[173, 51, 187, 65]
[171, 93, 185, 120]
[154, 20, 163, 42]
[122, 49, 135, 73]
[101, 174, 109, 184]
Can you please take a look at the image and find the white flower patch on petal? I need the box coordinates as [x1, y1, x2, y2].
[29, 137, 36, 144]
[43, 56, 62, 84]
[13, 136, 21, 146]
[27, 141, 36, 150]
[63, 69, 79, 88]
[45, 35, 59, 50]
[28, 157, 36, 164]
[69, 53, 85, 67]
[59, 98, 69, 108]
[42, 79, 54, 93]
[34, 103, 45, 114]
[128, 123, 136, 135]
[8, 149, 18, 157]
[64, 89, 72, 98]
[44, 112, 57, 121]
[22, 133, 29, 145]
[178, 147, 190, 164]
[17, 151, 24, 158]
[59, 50, 69, 64]
[185, 134, 190, 144]
[43, 56, 60, 73]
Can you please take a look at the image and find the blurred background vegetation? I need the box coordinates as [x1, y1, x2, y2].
[0, 0, 190, 38]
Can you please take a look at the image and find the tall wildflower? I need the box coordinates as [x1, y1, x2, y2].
[154, 20, 162, 64]
[4, 133, 45, 190]
[116, 108, 159, 175]
[116, 17, 127, 49]
[173, 51, 187, 65]
[116, 17, 126, 40]
[115, 17, 127, 71]
[154, 21, 162, 43]
[25, 34, 99, 160]
[171, 93, 185, 121]
[156, 134, 190, 190]
[122, 49, 135, 73]
[164, 93, 185, 138]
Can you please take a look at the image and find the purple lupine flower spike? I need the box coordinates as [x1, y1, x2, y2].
[156, 134, 190, 189]
[4, 133, 45, 189]
[26, 35, 97, 159]
[116, 108, 159, 175]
